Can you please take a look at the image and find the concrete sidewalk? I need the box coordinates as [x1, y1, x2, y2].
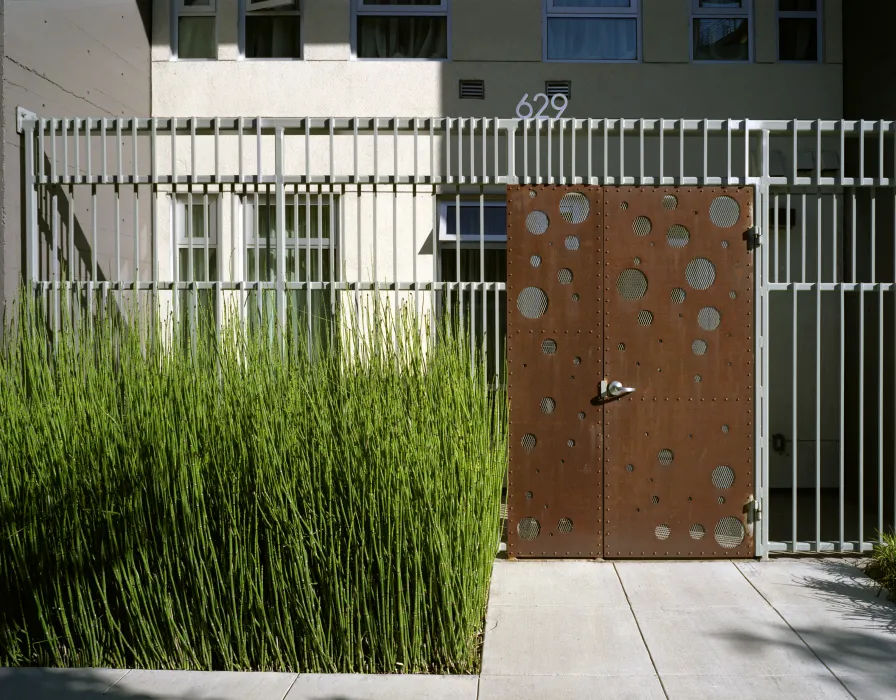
[1, 559, 893, 700]
[480, 558, 896, 700]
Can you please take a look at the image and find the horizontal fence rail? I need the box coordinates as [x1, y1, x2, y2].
[16, 113, 896, 557]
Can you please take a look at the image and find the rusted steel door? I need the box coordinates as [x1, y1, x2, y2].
[507, 186, 755, 559]
[506, 186, 604, 558]
[602, 187, 755, 558]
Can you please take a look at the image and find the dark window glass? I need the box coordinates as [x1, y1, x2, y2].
[245, 15, 301, 58]
[357, 16, 447, 59]
[693, 18, 749, 61]
[178, 16, 216, 59]
[779, 18, 817, 61]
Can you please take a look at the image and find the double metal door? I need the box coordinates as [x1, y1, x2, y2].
[506, 185, 756, 559]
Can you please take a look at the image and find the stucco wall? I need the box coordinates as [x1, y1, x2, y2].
[152, 0, 843, 120]
[1, 0, 153, 308]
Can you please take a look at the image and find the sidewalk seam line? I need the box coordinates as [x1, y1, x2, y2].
[733, 562, 859, 700]
[103, 668, 131, 695]
[278, 673, 300, 700]
[612, 563, 670, 700]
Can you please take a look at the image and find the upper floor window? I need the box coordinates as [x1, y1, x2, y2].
[544, 0, 640, 63]
[777, 0, 820, 62]
[174, 0, 217, 60]
[353, 0, 449, 60]
[691, 0, 752, 62]
[241, 0, 302, 59]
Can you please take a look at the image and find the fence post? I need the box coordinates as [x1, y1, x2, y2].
[758, 127, 772, 559]
[275, 126, 287, 356]
[19, 107, 39, 292]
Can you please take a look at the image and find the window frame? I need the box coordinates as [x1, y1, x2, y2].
[776, 0, 822, 63]
[351, 0, 452, 62]
[239, 0, 303, 61]
[543, 0, 642, 64]
[690, 0, 754, 64]
[174, 194, 220, 283]
[241, 193, 340, 283]
[171, 0, 218, 61]
[438, 199, 508, 249]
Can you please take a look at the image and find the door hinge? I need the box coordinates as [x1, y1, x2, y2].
[745, 495, 762, 522]
[745, 226, 761, 250]
[744, 495, 761, 538]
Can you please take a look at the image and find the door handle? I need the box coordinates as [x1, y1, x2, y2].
[597, 379, 636, 403]
[607, 380, 636, 398]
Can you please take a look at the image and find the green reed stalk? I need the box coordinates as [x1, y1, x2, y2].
[0, 288, 506, 673]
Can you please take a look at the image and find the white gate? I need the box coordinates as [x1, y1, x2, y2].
[18, 111, 896, 556]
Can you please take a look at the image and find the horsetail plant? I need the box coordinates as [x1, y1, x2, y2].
[0, 287, 506, 673]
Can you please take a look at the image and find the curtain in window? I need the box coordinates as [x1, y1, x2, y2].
[357, 16, 447, 58]
[547, 18, 637, 61]
[245, 16, 300, 58]
[178, 17, 216, 59]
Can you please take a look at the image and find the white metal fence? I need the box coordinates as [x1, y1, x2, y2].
[18, 113, 896, 557]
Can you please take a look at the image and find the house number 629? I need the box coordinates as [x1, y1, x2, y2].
[516, 93, 569, 120]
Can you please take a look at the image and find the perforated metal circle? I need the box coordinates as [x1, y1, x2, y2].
[663, 194, 679, 210]
[626, 464, 634, 472]
[634, 257, 641, 265]
[530, 255, 542, 268]
[651, 496, 659, 504]
[558, 268, 573, 285]
[633, 216, 652, 236]
[526, 211, 549, 235]
[618, 343, 626, 351]
[658, 449, 674, 466]
[573, 357, 582, 366]
[560, 193, 590, 224]
[721, 240, 729, 249]
[698, 306, 721, 331]
[565, 235, 580, 251]
[689, 524, 706, 540]
[542, 339, 557, 354]
[617, 269, 648, 301]
[729, 291, 737, 299]
[637, 310, 654, 326]
[671, 288, 686, 304]
[540, 397, 556, 414]
[667, 225, 690, 248]
[525, 491, 533, 499]
[655, 524, 671, 540]
[686, 258, 717, 290]
[517, 287, 548, 319]
[571, 293, 580, 302]
[722, 425, 729, 434]
[518, 517, 541, 541]
[695, 375, 702, 383]
[528, 191, 537, 198]
[718, 496, 726, 504]
[567, 439, 576, 447]
[715, 517, 745, 549]
[558, 517, 574, 533]
[712, 465, 735, 489]
[709, 195, 741, 228]
[692, 339, 708, 355]
[620, 201, 629, 210]
[521, 433, 536, 451]
[578, 412, 586, 420]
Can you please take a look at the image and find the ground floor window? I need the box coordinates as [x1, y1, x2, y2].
[438, 198, 507, 382]
[242, 193, 338, 353]
[175, 194, 218, 349]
